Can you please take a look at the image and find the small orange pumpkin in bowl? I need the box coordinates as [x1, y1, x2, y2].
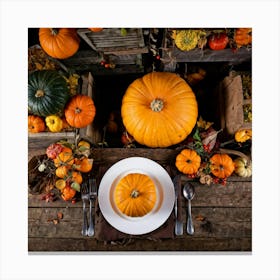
[114, 173, 157, 217]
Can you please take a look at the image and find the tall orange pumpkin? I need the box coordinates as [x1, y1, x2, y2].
[64, 95, 96, 128]
[114, 173, 157, 217]
[39, 28, 80, 59]
[121, 72, 198, 147]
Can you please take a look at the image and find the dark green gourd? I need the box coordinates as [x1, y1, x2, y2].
[28, 70, 69, 117]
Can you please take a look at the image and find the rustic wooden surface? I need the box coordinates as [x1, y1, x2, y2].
[28, 147, 252, 252]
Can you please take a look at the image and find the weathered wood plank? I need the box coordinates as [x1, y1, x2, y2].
[28, 207, 251, 239]
[162, 47, 252, 64]
[28, 236, 252, 251]
[28, 179, 251, 208]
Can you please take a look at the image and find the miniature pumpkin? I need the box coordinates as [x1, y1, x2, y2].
[28, 115, 45, 133]
[172, 30, 199, 51]
[61, 185, 76, 201]
[70, 171, 83, 184]
[74, 157, 93, 173]
[175, 149, 201, 175]
[234, 157, 252, 177]
[121, 72, 198, 147]
[39, 28, 80, 59]
[114, 173, 157, 217]
[45, 115, 63, 132]
[208, 32, 229, 50]
[28, 70, 69, 117]
[234, 28, 252, 48]
[55, 166, 69, 178]
[53, 149, 74, 167]
[64, 94, 96, 128]
[235, 129, 252, 143]
[46, 143, 64, 159]
[88, 28, 103, 32]
[210, 153, 235, 179]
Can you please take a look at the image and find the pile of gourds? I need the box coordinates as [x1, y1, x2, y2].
[171, 28, 252, 52]
[28, 70, 96, 133]
[40, 140, 93, 201]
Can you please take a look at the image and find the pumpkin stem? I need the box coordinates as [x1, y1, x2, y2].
[75, 107, 82, 114]
[35, 89, 45, 98]
[150, 98, 164, 112]
[130, 189, 139, 198]
[50, 28, 59, 36]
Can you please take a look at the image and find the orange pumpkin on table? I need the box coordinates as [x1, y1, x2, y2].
[64, 95, 96, 128]
[121, 72, 198, 148]
[175, 149, 201, 175]
[210, 153, 235, 179]
[114, 173, 157, 217]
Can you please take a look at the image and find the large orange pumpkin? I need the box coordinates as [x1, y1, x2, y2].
[64, 95, 96, 128]
[210, 153, 235, 179]
[114, 173, 157, 217]
[175, 149, 201, 175]
[39, 28, 80, 59]
[121, 72, 198, 147]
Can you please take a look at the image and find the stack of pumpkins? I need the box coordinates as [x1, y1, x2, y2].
[28, 28, 96, 134]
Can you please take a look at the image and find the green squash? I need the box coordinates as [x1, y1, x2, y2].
[28, 70, 69, 117]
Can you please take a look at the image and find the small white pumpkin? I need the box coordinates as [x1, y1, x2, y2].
[234, 157, 252, 177]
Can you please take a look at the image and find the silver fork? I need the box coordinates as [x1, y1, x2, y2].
[81, 181, 89, 236]
[88, 178, 97, 237]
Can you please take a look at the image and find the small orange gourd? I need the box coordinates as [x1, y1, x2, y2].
[28, 115, 45, 133]
[61, 185, 76, 201]
[88, 28, 103, 32]
[70, 171, 83, 184]
[64, 95, 96, 128]
[55, 165, 69, 178]
[234, 28, 252, 48]
[53, 149, 74, 167]
[74, 157, 93, 173]
[175, 149, 201, 175]
[210, 153, 235, 179]
[114, 173, 157, 217]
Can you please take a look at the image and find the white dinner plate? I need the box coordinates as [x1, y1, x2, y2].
[98, 157, 175, 235]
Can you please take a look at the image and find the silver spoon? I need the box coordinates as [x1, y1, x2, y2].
[183, 183, 195, 235]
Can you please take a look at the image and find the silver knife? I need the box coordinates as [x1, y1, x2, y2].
[173, 175, 183, 236]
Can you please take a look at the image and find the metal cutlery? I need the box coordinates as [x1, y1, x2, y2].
[173, 175, 183, 236]
[182, 183, 195, 235]
[81, 181, 89, 236]
[88, 178, 97, 236]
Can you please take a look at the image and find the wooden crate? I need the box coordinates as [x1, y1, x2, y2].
[217, 71, 252, 136]
[77, 28, 148, 55]
[28, 72, 99, 150]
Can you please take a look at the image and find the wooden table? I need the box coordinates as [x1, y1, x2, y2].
[28, 148, 252, 252]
